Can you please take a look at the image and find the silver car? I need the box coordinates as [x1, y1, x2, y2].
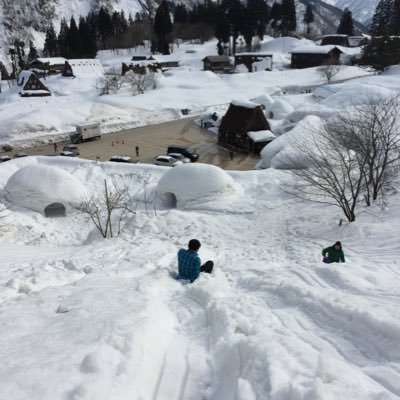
[152, 155, 183, 167]
[167, 152, 191, 163]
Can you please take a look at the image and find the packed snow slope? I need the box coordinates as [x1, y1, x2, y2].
[0, 155, 400, 400]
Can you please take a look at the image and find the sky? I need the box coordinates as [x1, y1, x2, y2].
[1, 37, 400, 400]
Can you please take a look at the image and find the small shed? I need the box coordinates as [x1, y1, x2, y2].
[121, 61, 162, 75]
[17, 71, 51, 97]
[234, 53, 273, 72]
[320, 34, 350, 47]
[290, 45, 343, 69]
[148, 55, 179, 69]
[247, 130, 276, 153]
[203, 56, 234, 73]
[218, 100, 271, 152]
[44, 202, 66, 218]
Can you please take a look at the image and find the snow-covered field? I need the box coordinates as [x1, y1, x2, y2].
[1, 153, 400, 400]
[1, 37, 400, 399]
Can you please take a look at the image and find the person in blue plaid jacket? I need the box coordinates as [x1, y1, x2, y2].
[177, 239, 214, 282]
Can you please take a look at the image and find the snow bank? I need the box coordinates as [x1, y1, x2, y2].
[5, 164, 87, 213]
[258, 115, 324, 169]
[156, 163, 239, 208]
[267, 99, 295, 119]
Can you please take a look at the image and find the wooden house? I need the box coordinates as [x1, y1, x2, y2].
[234, 53, 273, 72]
[320, 34, 350, 47]
[290, 45, 343, 69]
[28, 57, 67, 76]
[202, 56, 234, 73]
[218, 100, 271, 153]
[17, 71, 51, 97]
[62, 59, 104, 77]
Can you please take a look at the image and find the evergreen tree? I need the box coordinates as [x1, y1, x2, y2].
[392, 0, 400, 34]
[98, 7, 112, 48]
[360, 36, 400, 70]
[337, 7, 354, 35]
[43, 24, 58, 56]
[174, 4, 188, 23]
[370, 0, 393, 36]
[27, 40, 39, 62]
[215, 7, 230, 49]
[280, 0, 296, 35]
[58, 18, 69, 57]
[242, 0, 259, 50]
[65, 17, 83, 58]
[153, 0, 173, 54]
[79, 17, 98, 58]
[303, 4, 314, 34]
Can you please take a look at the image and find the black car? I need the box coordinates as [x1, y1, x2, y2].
[109, 156, 138, 163]
[167, 145, 199, 162]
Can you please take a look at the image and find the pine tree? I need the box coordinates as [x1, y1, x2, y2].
[280, 0, 296, 35]
[337, 7, 354, 35]
[98, 7, 112, 48]
[174, 4, 188, 23]
[392, 0, 400, 34]
[370, 0, 393, 36]
[215, 8, 230, 48]
[43, 24, 58, 57]
[27, 40, 39, 62]
[360, 36, 400, 70]
[242, 0, 259, 50]
[79, 17, 97, 58]
[303, 4, 314, 34]
[153, 0, 173, 54]
[58, 18, 69, 57]
[65, 17, 83, 58]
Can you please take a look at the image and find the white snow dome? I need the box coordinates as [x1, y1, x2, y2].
[267, 99, 295, 119]
[156, 163, 238, 208]
[5, 164, 87, 213]
[251, 94, 274, 110]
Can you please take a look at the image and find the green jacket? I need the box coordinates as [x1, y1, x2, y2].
[322, 246, 345, 262]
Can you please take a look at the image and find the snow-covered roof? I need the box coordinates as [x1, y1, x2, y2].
[67, 59, 104, 75]
[235, 52, 272, 57]
[17, 70, 34, 87]
[267, 99, 295, 119]
[156, 163, 239, 208]
[261, 36, 306, 53]
[5, 164, 87, 213]
[231, 99, 260, 109]
[33, 57, 67, 65]
[251, 94, 274, 109]
[247, 130, 276, 142]
[291, 45, 342, 55]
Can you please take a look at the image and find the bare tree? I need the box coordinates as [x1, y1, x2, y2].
[318, 56, 341, 83]
[96, 70, 123, 95]
[123, 70, 156, 95]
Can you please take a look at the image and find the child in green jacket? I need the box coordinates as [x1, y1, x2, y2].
[322, 241, 345, 263]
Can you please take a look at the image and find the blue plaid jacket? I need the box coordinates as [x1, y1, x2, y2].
[177, 248, 201, 282]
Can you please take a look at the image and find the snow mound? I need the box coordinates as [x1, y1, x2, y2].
[5, 164, 87, 213]
[156, 163, 238, 208]
[267, 99, 295, 119]
[258, 116, 324, 169]
[261, 37, 306, 53]
[250, 94, 274, 109]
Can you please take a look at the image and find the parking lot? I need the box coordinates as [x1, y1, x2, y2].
[3, 117, 260, 170]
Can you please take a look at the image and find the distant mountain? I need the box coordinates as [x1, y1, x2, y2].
[322, 0, 379, 25]
[0, 0, 375, 63]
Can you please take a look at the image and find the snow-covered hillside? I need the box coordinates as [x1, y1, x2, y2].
[325, 0, 379, 25]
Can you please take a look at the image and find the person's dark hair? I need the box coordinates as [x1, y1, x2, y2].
[334, 241, 341, 247]
[188, 239, 201, 251]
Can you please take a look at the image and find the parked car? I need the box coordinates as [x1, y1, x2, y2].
[152, 155, 183, 167]
[62, 144, 80, 156]
[60, 151, 77, 157]
[109, 156, 138, 163]
[13, 151, 28, 158]
[0, 155, 11, 163]
[167, 145, 199, 162]
[167, 152, 191, 163]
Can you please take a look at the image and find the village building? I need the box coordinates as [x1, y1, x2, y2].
[320, 34, 350, 47]
[290, 45, 343, 69]
[122, 61, 162, 75]
[348, 36, 370, 47]
[202, 55, 234, 73]
[62, 59, 104, 77]
[234, 53, 273, 72]
[28, 57, 67, 76]
[218, 100, 272, 153]
[17, 71, 51, 97]
[147, 55, 179, 69]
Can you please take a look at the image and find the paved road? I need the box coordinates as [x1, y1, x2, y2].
[7, 117, 260, 171]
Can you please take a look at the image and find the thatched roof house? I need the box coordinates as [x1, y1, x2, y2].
[320, 34, 350, 47]
[218, 100, 271, 153]
[17, 71, 51, 97]
[62, 59, 104, 77]
[28, 58, 67, 75]
[234, 53, 273, 72]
